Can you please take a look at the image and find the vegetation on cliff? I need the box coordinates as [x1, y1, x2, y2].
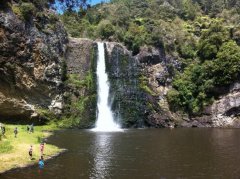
[59, 43, 97, 128]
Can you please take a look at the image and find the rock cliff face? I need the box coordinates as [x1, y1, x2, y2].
[105, 43, 178, 127]
[0, 3, 67, 122]
[129, 45, 240, 128]
[63, 38, 97, 128]
[187, 82, 240, 128]
[135, 46, 182, 127]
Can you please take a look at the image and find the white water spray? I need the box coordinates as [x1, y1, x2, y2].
[92, 42, 122, 132]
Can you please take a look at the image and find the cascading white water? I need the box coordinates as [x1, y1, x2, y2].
[92, 42, 122, 132]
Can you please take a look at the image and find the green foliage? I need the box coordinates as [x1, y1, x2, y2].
[19, 2, 36, 20]
[181, 0, 199, 20]
[36, 108, 56, 122]
[12, 5, 22, 18]
[96, 20, 115, 39]
[168, 40, 240, 114]
[212, 40, 240, 85]
[139, 75, 156, 96]
[197, 21, 230, 61]
[167, 89, 181, 111]
[168, 63, 214, 114]
[61, 47, 97, 128]
[60, 0, 237, 56]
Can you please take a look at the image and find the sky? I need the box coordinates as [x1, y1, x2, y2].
[90, 0, 109, 5]
[55, 0, 110, 14]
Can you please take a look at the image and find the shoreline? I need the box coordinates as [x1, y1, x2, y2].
[0, 148, 67, 175]
[0, 124, 65, 174]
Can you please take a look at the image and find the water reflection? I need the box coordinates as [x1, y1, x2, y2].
[90, 133, 114, 179]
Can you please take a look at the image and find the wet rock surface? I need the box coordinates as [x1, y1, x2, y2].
[105, 42, 147, 127]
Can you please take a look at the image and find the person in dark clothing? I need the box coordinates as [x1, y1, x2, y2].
[30, 124, 34, 133]
[2, 126, 5, 136]
[27, 125, 30, 133]
[14, 127, 18, 138]
[29, 145, 33, 160]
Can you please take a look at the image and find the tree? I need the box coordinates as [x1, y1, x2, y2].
[213, 40, 240, 85]
[182, 0, 199, 20]
[96, 20, 115, 39]
[197, 21, 230, 61]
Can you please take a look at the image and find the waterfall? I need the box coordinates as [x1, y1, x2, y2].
[92, 42, 122, 132]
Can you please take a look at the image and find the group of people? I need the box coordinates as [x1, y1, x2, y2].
[29, 142, 45, 169]
[1, 123, 18, 138]
[0, 123, 45, 170]
[0, 124, 24, 138]
[8, 124, 34, 138]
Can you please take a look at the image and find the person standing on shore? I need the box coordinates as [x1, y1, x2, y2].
[1, 125, 5, 136]
[40, 142, 45, 156]
[30, 124, 34, 133]
[29, 145, 33, 160]
[38, 155, 44, 174]
[14, 127, 18, 138]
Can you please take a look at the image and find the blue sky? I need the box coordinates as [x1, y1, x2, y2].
[90, 0, 109, 5]
[55, 0, 109, 14]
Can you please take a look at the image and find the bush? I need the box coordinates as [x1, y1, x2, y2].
[96, 20, 115, 39]
[168, 40, 240, 114]
[20, 2, 36, 21]
[212, 40, 240, 85]
[12, 5, 22, 18]
[197, 21, 230, 61]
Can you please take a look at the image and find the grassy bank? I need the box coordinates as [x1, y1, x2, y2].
[0, 124, 63, 173]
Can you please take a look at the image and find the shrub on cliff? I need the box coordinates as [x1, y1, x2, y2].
[96, 20, 115, 39]
[212, 40, 240, 85]
[20, 2, 36, 20]
[167, 40, 240, 114]
[197, 21, 230, 61]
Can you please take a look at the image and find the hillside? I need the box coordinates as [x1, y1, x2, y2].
[0, 0, 239, 128]
[61, 0, 240, 127]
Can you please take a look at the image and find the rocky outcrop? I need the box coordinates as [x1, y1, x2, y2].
[135, 45, 240, 128]
[66, 38, 95, 77]
[188, 82, 240, 127]
[0, 3, 68, 122]
[105, 43, 176, 127]
[135, 46, 182, 127]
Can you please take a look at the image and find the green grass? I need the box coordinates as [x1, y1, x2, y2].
[0, 140, 13, 153]
[0, 124, 63, 173]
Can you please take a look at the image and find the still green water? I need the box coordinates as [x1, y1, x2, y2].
[1, 128, 240, 178]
